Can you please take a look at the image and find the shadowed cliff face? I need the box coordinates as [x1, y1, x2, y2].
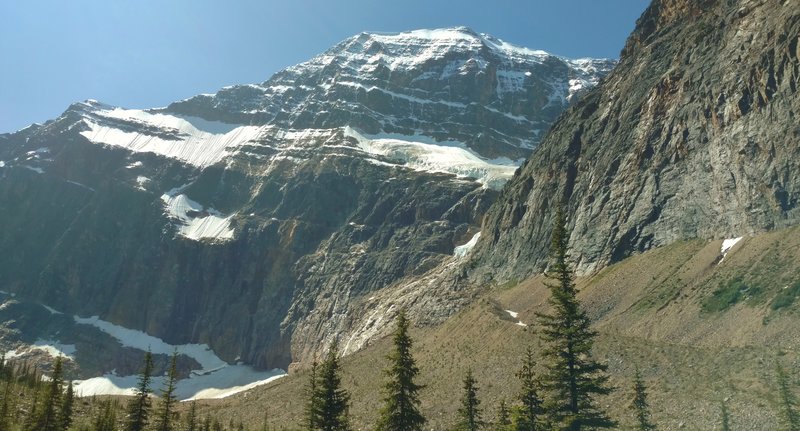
[470, 0, 800, 281]
[0, 125, 491, 369]
[0, 28, 612, 369]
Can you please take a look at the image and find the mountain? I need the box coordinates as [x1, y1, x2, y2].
[174, 2, 800, 426]
[470, 0, 800, 280]
[0, 27, 612, 382]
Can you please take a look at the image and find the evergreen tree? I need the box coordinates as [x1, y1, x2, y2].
[455, 368, 484, 431]
[314, 341, 351, 431]
[536, 206, 614, 430]
[59, 380, 75, 431]
[23, 383, 40, 431]
[305, 359, 320, 430]
[0, 380, 11, 431]
[777, 363, 800, 431]
[156, 351, 179, 431]
[496, 399, 511, 430]
[376, 310, 426, 431]
[719, 399, 731, 431]
[186, 401, 198, 431]
[125, 351, 154, 431]
[35, 356, 65, 431]
[514, 347, 543, 431]
[631, 370, 654, 430]
[92, 400, 117, 431]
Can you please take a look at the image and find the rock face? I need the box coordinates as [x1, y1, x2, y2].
[471, 0, 800, 281]
[0, 28, 612, 369]
[168, 27, 614, 160]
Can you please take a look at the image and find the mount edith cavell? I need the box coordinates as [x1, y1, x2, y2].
[0, 0, 799, 429]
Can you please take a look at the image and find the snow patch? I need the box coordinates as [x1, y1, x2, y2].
[22, 165, 44, 174]
[42, 304, 62, 315]
[74, 315, 223, 370]
[718, 237, 743, 264]
[136, 176, 150, 189]
[71, 315, 285, 400]
[160, 190, 234, 241]
[72, 367, 284, 401]
[6, 340, 76, 360]
[454, 232, 481, 257]
[343, 127, 518, 190]
[80, 108, 263, 167]
[0, 161, 5, 168]
[66, 180, 95, 191]
[504, 310, 527, 327]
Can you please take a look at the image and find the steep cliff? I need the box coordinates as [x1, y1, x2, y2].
[471, 0, 800, 281]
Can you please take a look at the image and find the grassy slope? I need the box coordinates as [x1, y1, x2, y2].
[188, 226, 800, 430]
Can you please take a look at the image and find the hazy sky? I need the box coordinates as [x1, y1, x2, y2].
[0, 0, 650, 133]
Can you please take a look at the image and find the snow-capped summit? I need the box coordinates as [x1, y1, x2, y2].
[166, 27, 615, 160]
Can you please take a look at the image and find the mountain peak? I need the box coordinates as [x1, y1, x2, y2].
[344, 27, 555, 60]
[165, 27, 615, 161]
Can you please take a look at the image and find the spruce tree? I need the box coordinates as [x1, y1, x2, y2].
[35, 356, 65, 431]
[376, 310, 426, 431]
[631, 369, 655, 430]
[305, 359, 320, 430]
[186, 401, 198, 431]
[59, 380, 75, 431]
[314, 340, 351, 431]
[23, 383, 40, 431]
[514, 347, 543, 431]
[496, 399, 511, 430]
[455, 368, 484, 431]
[93, 399, 117, 431]
[719, 399, 731, 431]
[536, 206, 614, 430]
[156, 351, 179, 431]
[777, 363, 800, 431]
[0, 379, 11, 431]
[125, 351, 154, 431]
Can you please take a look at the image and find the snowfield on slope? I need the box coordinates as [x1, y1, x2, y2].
[344, 127, 520, 190]
[454, 232, 482, 257]
[71, 315, 285, 400]
[161, 187, 235, 241]
[80, 107, 263, 167]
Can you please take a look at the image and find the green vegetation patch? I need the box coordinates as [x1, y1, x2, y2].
[770, 280, 800, 311]
[702, 277, 763, 313]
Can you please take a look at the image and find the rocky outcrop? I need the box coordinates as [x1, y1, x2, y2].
[471, 0, 800, 281]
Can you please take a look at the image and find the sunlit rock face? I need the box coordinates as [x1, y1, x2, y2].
[472, 0, 800, 282]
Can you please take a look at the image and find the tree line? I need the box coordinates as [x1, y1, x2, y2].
[303, 207, 618, 430]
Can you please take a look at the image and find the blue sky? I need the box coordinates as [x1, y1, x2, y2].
[0, 0, 650, 133]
